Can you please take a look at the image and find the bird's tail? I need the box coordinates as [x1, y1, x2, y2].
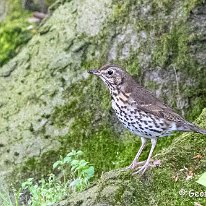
[186, 122, 206, 135]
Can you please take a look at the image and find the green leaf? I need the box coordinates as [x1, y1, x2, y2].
[85, 166, 94, 177]
[71, 159, 79, 166]
[196, 172, 206, 187]
[67, 150, 77, 157]
[79, 160, 88, 166]
[53, 161, 62, 169]
[76, 150, 84, 156]
[21, 178, 34, 189]
[63, 156, 72, 164]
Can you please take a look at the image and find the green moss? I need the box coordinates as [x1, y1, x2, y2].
[145, 80, 159, 91]
[182, 0, 203, 15]
[65, 109, 206, 205]
[0, 0, 32, 66]
[187, 96, 206, 120]
[152, 24, 190, 68]
[110, 0, 133, 24]
[151, 0, 174, 15]
[119, 52, 141, 76]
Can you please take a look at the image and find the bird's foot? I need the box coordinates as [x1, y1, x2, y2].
[127, 160, 146, 170]
[132, 159, 161, 175]
[132, 163, 149, 175]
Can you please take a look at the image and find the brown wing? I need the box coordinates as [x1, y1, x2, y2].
[129, 86, 185, 123]
[132, 103, 185, 122]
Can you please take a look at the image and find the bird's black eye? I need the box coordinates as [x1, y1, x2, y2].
[107, 70, 113, 75]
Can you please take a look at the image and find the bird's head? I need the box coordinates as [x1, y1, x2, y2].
[88, 64, 127, 90]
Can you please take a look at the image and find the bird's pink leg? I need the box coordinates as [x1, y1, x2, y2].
[133, 138, 157, 175]
[127, 137, 147, 169]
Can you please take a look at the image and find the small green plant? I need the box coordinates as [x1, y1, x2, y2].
[19, 150, 94, 205]
[53, 150, 95, 192]
[21, 174, 67, 206]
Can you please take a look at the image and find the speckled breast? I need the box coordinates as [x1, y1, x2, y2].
[111, 96, 174, 139]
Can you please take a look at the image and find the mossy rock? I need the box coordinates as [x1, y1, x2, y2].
[0, 0, 206, 189]
[55, 108, 206, 206]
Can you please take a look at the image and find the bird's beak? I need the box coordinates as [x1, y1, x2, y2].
[88, 69, 100, 75]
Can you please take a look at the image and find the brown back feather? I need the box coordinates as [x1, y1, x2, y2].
[122, 74, 186, 123]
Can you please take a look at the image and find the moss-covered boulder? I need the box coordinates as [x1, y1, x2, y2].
[55, 109, 206, 206]
[0, 0, 206, 188]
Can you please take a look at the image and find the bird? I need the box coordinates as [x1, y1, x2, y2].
[88, 64, 206, 175]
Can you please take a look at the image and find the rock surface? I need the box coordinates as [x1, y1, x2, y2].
[0, 0, 9, 21]
[0, 0, 206, 189]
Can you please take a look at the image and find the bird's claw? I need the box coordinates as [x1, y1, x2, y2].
[129, 159, 161, 175]
[132, 163, 150, 175]
[127, 160, 146, 170]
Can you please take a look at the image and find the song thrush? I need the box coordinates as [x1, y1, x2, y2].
[88, 64, 206, 174]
